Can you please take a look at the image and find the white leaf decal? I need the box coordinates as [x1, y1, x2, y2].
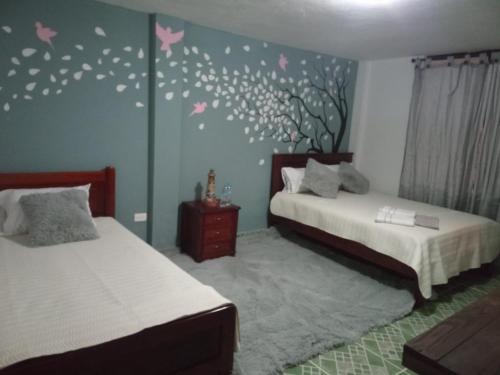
[116, 84, 127, 93]
[7, 69, 16, 77]
[183, 47, 189, 55]
[25, 82, 36, 91]
[62, 55, 71, 61]
[59, 68, 68, 75]
[2, 26, 12, 34]
[124, 46, 132, 52]
[96, 74, 106, 80]
[249, 137, 254, 143]
[182, 90, 190, 98]
[50, 74, 57, 83]
[73, 71, 83, 80]
[44, 52, 50, 61]
[157, 71, 164, 78]
[225, 46, 231, 54]
[259, 159, 265, 166]
[158, 82, 165, 88]
[75, 44, 84, 50]
[212, 99, 219, 109]
[22, 48, 37, 57]
[191, 46, 199, 54]
[103, 48, 111, 55]
[136, 102, 144, 108]
[82, 63, 92, 71]
[94, 26, 106, 37]
[42, 88, 49, 96]
[138, 48, 144, 59]
[135, 82, 140, 89]
[169, 61, 178, 67]
[198, 123, 205, 130]
[227, 114, 234, 121]
[29, 68, 39, 75]
[3, 103, 10, 112]
[165, 92, 174, 101]
[263, 42, 268, 48]
[128, 73, 136, 80]
[61, 79, 68, 86]
[244, 127, 249, 134]
[11, 57, 20, 65]
[112, 57, 120, 63]
[243, 45, 250, 52]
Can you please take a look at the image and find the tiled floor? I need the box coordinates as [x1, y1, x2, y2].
[283, 269, 500, 375]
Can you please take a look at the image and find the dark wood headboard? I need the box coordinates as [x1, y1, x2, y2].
[0, 167, 116, 217]
[270, 153, 353, 199]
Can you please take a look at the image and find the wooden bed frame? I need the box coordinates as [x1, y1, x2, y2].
[268, 153, 426, 304]
[0, 167, 237, 375]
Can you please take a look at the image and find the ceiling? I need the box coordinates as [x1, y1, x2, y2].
[96, 0, 500, 60]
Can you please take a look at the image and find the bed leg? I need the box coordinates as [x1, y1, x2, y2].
[413, 289, 425, 308]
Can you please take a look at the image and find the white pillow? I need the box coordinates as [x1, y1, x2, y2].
[2, 184, 93, 236]
[281, 163, 340, 193]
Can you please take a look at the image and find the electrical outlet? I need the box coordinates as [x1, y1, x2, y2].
[134, 212, 147, 222]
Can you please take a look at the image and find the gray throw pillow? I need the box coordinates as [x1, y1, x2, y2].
[301, 158, 342, 198]
[338, 162, 370, 194]
[19, 190, 99, 247]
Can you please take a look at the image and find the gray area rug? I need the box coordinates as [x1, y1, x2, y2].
[163, 228, 414, 375]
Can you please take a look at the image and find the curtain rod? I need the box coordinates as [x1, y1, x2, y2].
[411, 49, 500, 63]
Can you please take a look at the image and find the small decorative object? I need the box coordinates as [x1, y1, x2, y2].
[220, 183, 232, 207]
[203, 169, 218, 207]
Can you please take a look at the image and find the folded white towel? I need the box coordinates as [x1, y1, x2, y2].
[379, 206, 416, 218]
[375, 207, 416, 227]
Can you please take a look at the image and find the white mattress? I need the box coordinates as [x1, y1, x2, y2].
[0, 217, 233, 369]
[271, 191, 500, 298]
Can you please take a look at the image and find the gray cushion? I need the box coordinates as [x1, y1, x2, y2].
[338, 162, 370, 194]
[301, 158, 342, 198]
[19, 190, 99, 247]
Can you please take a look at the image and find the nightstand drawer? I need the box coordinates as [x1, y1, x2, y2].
[203, 227, 232, 243]
[203, 241, 233, 258]
[204, 212, 232, 227]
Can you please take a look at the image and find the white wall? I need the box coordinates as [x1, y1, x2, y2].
[350, 57, 414, 195]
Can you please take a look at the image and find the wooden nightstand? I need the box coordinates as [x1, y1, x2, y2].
[180, 201, 240, 262]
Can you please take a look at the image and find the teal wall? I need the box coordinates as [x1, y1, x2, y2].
[0, 0, 358, 249]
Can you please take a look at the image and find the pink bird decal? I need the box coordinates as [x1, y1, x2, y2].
[35, 21, 57, 49]
[156, 23, 184, 52]
[189, 102, 208, 117]
[279, 53, 288, 71]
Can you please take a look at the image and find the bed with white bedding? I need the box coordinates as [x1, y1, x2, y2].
[271, 190, 500, 298]
[0, 167, 237, 375]
[269, 153, 500, 302]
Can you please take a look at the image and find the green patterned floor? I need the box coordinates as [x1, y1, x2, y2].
[283, 268, 500, 375]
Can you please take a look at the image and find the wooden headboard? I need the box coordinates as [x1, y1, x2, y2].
[0, 167, 116, 217]
[270, 153, 353, 199]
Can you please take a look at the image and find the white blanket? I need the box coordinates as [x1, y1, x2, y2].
[270, 191, 500, 298]
[0, 218, 233, 369]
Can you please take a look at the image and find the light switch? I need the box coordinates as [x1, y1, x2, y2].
[134, 212, 147, 222]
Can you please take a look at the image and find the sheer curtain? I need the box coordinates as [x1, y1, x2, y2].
[400, 59, 500, 221]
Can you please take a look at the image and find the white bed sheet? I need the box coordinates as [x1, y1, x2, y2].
[0, 217, 233, 369]
[270, 191, 500, 298]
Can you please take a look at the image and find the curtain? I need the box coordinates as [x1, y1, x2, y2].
[400, 62, 500, 221]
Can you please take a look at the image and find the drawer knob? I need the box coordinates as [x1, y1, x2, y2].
[216, 231, 220, 235]
[216, 217, 222, 221]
